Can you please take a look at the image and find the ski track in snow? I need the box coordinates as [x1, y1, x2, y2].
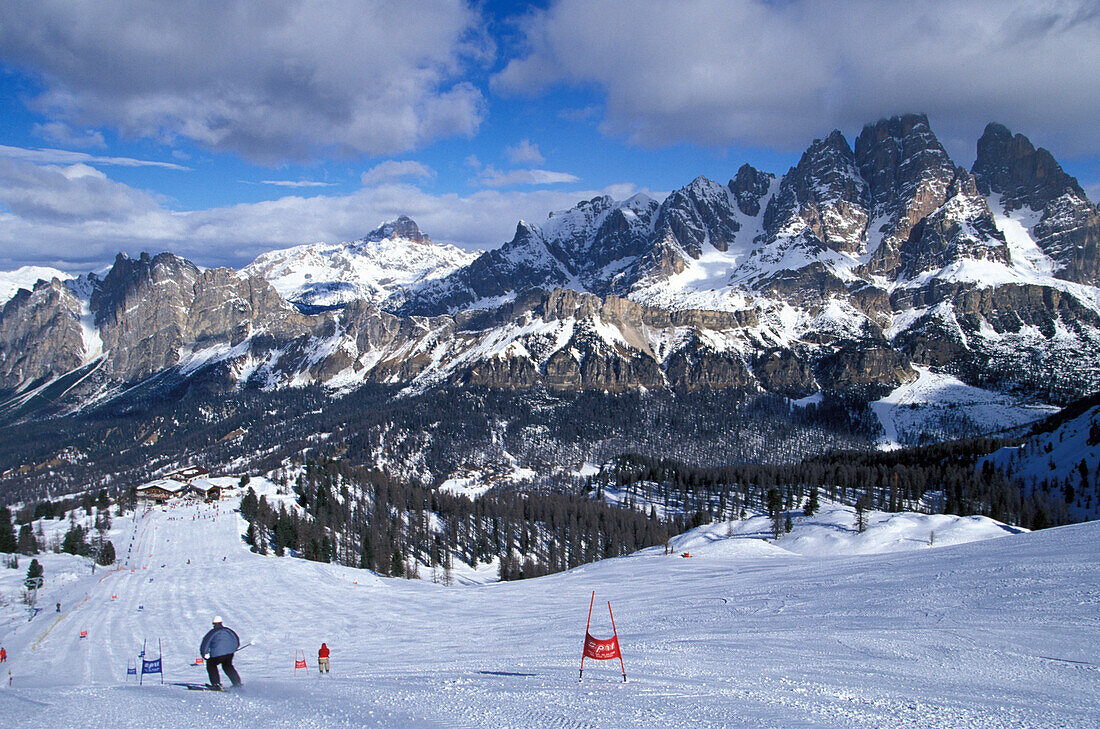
[1, 496, 1098, 729]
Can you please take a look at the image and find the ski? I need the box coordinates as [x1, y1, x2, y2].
[169, 681, 239, 692]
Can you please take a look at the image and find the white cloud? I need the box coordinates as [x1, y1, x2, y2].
[0, 159, 165, 225]
[32, 122, 106, 149]
[360, 160, 434, 186]
[257, 180, 335, 188]
[0, 158, 641, 271]
[494, 0, 1100, 156]
[477, 166, 580, 188]
[505, 139, 545, 165]
[0, 144, 189, 170]
[0, 1, 490, 162]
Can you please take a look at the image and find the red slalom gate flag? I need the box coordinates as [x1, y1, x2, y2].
[294, 649, 309, 675]
[579, 591, 626, 682]
[583, 632, 621, 660]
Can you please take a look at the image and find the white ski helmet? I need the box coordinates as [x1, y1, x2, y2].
[212, 615, 223, 624]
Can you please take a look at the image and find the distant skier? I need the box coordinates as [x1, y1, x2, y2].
[1, 646, 6, 662]
[56, 602, 61, 613]
[318, 643, 330, 673]
[200, 616, 242, 689]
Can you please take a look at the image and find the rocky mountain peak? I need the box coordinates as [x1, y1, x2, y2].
[653, 176, 741, 257]
[0, 277, 88, 389]
[763, 129, 868, 253]
[729, 164, 774, 217]
[92, 251, 200, 327]
[547, 195, 615, 223]
[897, 166, 1008, 281]
[855, 113, 957, 275]
[973, 122, 1086, 211]
[367, 215, 426, 244]
[973, 123, 1100, 285]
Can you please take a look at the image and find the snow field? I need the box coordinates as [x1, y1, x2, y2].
[870, 367, 1058, 448]
[0, 490, 1097, 728]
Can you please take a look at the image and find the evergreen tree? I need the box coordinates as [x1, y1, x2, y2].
[97, 540, 116, 566]
[240, 487, 259, 522]
[18, 523, 38, 555]
[784, 511, 793, 533]
[855, 498, 868, 533]
[0, 506, 16, 553]
[766, 488, 783, 539]
[390, 547, 404, 577]
[26, 557, 43, 583]
[804, 487, 819, 517]
[62, 524, 88, 556]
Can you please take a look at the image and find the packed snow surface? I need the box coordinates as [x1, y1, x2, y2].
[1, 492, 1098, 728]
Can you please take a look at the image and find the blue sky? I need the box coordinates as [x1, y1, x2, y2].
[1, 0, 1098, 273]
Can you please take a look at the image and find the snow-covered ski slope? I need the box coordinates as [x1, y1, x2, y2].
[1, 497, 1098, 728]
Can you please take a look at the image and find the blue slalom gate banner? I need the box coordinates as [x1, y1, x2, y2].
[139, 639, 164, 685]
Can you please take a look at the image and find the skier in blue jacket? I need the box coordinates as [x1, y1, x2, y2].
[200, 616, 241, 689]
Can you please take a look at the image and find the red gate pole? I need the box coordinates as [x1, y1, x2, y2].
[608, 601, 626, 682]
[579, 590, 595, 681]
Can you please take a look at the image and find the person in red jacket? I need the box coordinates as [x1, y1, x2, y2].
[317, 643, 330, 673]
[0, 646, 6, 663]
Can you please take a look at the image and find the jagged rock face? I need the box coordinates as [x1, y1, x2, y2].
[897, 168, 1009, 279]
[730, 164, 774, 217]
[402, 195, 662, 315]
[856, 113, 957, 276]
[752, 256, 849, 303]
[653, 176, 742, 256]
[92, 252, 201, 382]
[752, 348, 817, 398]
[579, 203, 660, 289]
[541, 195, 617, 268]
[406, 222, 574, 315]
[972, 123, 1083, 211]
[764, 130, 868, 253]
[188, 268, 313, 347]
[0, 279, 87, 388]
[892, 283, 1100, 401]
[90, 253, 317, 383]
[973, 122, 1100, 285]
[665, 336, 755, 391]
[815, 345, 916, 392]
[369, 215, 425, 244]
[895, 282, 1100, 335]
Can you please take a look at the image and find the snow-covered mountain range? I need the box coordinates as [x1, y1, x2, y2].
[240, 216, 476, 310]
[0, 265, 72, 305]
[1, 114, 1097, 424]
